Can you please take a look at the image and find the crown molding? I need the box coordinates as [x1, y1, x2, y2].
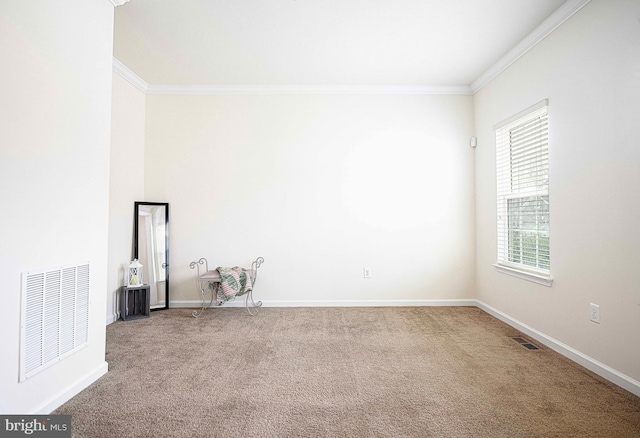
[111, 58, 471, 95]
[145, 84, 473, 95]
[470, 0, 591, 94]
[108, 0, 130, 6]
[112, 58, 148, 93]
[112, 0, 588, 97]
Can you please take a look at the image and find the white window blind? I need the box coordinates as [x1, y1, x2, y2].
[495, 101, 550, 284]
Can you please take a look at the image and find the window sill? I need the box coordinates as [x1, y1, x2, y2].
[492, 264, 553, 287]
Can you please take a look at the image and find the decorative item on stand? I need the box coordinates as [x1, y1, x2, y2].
[126, 259, 143, 287]
[122, 258, 149, 321]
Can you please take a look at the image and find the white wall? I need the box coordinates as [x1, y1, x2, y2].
[474, 0, 640, 383]
[0, 0, 113, 413]
[107, 73, 146, 323]
[144, 94, 475, 305]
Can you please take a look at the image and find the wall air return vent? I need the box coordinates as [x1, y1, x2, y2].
[20, 263, 90, 382]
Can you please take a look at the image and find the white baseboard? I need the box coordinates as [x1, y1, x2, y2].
[475, 300, 640, 398]
[111, 298, 639, 397]
[169, 299, 477, 308]
[33, 361, 108, 414]
[106, 312, 119, 325]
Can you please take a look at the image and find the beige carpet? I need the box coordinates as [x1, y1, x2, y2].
[56, 307, 640, 437]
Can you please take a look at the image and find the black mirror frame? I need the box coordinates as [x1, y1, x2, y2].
[134, 201, 170, 310]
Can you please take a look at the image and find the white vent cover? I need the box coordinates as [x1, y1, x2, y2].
[20, 263, 90, 382]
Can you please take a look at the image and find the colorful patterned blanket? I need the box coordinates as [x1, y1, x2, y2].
[216, 266, 253, 301]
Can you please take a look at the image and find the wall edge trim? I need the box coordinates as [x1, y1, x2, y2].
[169, 299, 477, 308]
[475, 300, 640, 398]
[112, 1, 588, 97]
[106, 312, 119, 325]
[107, 298, 640, 398]
[30, 361, 108, 414]
[111, 59, 472, 95]
[145, 84, 473, 96]
[112, 58, 148, 94]
[470, 0, 592, 94]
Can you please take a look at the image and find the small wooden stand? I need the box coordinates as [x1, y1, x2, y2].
[120, 285, 150, 321]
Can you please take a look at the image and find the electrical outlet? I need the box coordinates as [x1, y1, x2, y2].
[363, 267, 372, 278]
[590, 303, 600, 324]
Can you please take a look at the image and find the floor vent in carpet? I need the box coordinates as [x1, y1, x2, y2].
[510, 336, 540, 350]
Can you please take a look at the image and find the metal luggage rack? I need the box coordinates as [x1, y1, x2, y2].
[188, 257, 264, 318]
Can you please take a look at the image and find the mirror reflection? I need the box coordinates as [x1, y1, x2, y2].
[134, 202, 169, 310]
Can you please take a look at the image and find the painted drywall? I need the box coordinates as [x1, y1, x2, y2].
[107, 73, 146, 323]
[474, 0, 640, 382]
[144, 94, 475, 305]
[0, 0, 113, 413]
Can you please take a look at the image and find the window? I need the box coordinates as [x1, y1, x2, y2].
[494, 100, 551, 286]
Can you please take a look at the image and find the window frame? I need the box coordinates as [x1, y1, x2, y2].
[493, 100, 552, 287]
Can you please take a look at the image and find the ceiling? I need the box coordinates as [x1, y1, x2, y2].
[113, 0, 567, 89]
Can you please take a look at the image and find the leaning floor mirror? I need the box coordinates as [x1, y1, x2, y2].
[134, 202, 169, 310]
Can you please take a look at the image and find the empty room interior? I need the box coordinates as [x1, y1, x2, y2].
[1, 0, 640, 435]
